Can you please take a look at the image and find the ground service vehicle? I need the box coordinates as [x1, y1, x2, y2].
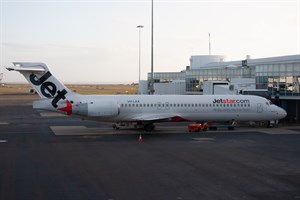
[188, 123, 208, 132]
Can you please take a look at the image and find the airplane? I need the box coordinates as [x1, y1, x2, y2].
[6, 62, 287, 131]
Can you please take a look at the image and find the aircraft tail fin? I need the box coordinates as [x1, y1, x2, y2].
[6, 62, 76, 108]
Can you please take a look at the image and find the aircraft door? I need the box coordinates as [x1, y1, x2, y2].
[257, 103, 263, 113]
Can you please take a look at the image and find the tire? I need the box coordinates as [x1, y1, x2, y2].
[144, 124, 155, 132]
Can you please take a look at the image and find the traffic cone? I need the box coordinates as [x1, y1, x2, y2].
[139, 134, 143, 143]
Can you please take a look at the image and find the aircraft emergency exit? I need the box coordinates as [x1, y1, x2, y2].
[6, 62, 287, 131]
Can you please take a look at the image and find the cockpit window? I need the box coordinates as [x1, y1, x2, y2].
[266, 100, 273, 106]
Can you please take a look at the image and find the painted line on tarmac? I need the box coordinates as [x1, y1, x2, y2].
[0, 122, 9, 125]
[192, 137, 216, 142]
[0, 140, 8, 143]
[258, 128, 300, 135]
[39, 112, 66, 117]
[50, 126, 116, 136]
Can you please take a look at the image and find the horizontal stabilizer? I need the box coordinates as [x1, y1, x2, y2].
[6, 62, 47, 72]
[6, 67, 46, 72]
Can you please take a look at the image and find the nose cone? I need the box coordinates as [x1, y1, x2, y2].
[278, 107, 287, 119]
[270, 105, 287, 120]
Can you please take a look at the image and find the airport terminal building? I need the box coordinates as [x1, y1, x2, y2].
[147, 54, 300, 123]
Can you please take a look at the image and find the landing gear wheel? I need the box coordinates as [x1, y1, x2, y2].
[144, 124, 155, 132]
[267, 121, 273, 128]
[112, 123, 120, 130]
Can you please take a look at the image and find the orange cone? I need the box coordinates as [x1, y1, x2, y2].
[139, 134, 143, 143]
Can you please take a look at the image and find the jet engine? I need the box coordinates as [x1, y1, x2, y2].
[73, 101, 119, 117]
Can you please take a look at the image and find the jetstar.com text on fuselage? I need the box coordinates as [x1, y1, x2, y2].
[212, 99, 250, 104]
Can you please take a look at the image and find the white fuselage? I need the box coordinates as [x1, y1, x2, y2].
[57, 94, 287, 122]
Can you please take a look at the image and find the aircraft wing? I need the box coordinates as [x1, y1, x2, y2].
[131, 113, 186, 122]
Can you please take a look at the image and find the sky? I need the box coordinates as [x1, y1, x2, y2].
[1, 0, 299, 84]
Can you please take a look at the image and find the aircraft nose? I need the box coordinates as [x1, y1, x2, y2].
[279, 108, 287, 119]
[271, 105, 287, 120]
[277, 107, 287, 119]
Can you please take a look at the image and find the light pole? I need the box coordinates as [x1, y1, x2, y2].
[150, 0, 154, 94]
[137, 25, 144, 92]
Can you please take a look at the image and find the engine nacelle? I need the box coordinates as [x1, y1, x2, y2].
[73, 101, 119, 117]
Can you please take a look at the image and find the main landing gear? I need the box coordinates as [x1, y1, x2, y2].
[143, 123, 155, 132]
[137, 122, 155, 132]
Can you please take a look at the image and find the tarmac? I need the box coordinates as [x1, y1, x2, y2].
[0, 93, 300, 200]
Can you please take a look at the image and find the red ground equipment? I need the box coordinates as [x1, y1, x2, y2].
[188, 123, 208, 132]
